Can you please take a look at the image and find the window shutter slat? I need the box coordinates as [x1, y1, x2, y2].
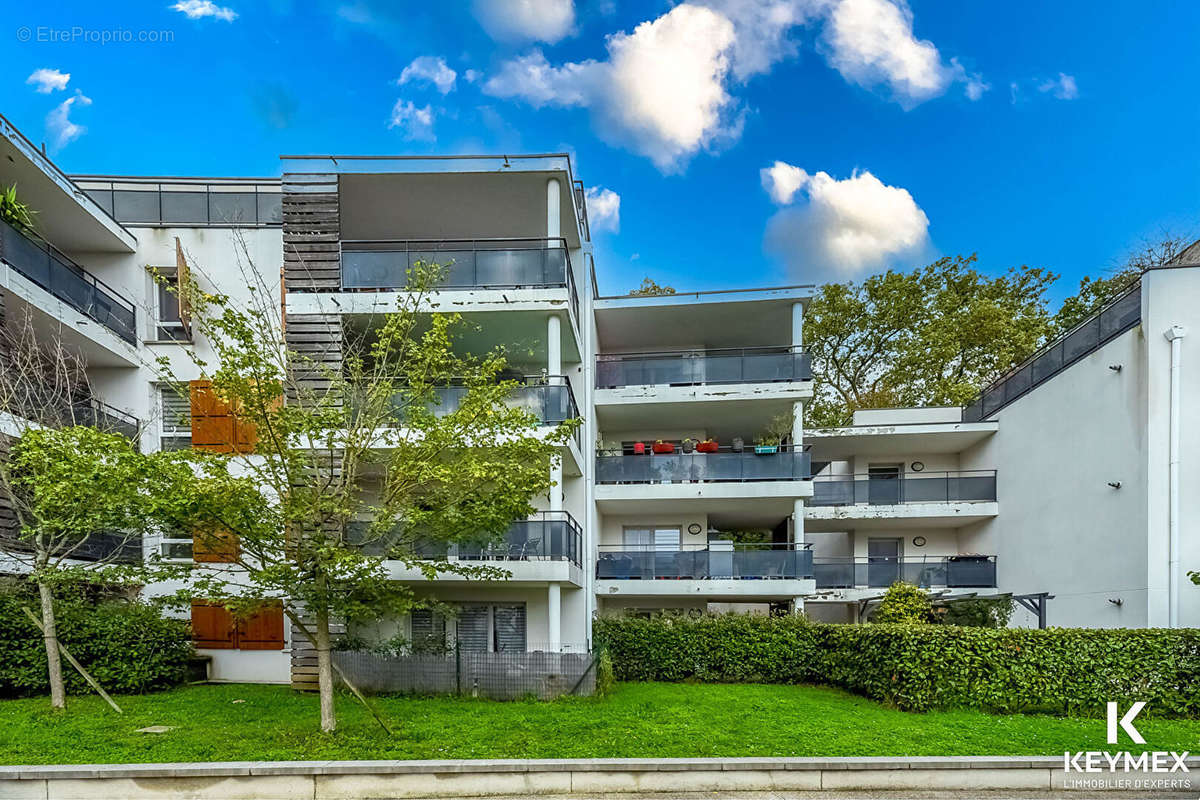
[236, 602, 284, 650]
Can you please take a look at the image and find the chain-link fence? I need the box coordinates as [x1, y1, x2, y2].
[332, 643, 596, 700]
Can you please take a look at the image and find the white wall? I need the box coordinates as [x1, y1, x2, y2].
[960, 328, 1148, 628]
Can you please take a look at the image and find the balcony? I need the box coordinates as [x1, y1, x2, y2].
[368, 375, 582, 449]
[809, 471, 997, 506]
[596, 447, 810, 484]
[0, 219, 137, 344]
[597, 544, 812, 580]
[813, 556, 997, 589]
[340, 237, 579, 322]
[3, 529, 141, 564]
[597, 347, 811, 389]
[355, 512, 585, 585]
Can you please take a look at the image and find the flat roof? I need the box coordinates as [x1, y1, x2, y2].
[595, 284, 814, 310]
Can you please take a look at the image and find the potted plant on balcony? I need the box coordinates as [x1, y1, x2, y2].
[753, 435, 779, 455]
[754, 413, 793, 455]
[632, 441, 646, 455]
[652, 439, 675, 454]
[697, 438, 719, 453]
[731, 437, 744, 453]
[0, 184, 37, 234]
[681, 437, 696, 454]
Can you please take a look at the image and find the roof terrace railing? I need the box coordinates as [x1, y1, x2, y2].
[596, 346, 811, 389]
[73, 179, 283, 227]
[963, 281, 1141, 421]
[0, 218, 137, 344]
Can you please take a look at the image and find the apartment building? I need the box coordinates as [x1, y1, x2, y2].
[1, 112, 1197, 687]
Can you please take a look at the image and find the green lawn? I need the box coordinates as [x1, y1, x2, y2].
[0, 682, 1196, 764]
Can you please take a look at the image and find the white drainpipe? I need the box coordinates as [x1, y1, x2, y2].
[1164, 325, 1187, 628]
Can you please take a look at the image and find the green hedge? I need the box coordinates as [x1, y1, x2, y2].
[594, 615, 1200, 716]
[0, 591, 193, 697]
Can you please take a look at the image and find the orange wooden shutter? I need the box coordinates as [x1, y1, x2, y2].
[191, 600, 236, 649]
[189, 379, 235, 453]
[192, 526, 240, 563]
[237, 601, 285, 650]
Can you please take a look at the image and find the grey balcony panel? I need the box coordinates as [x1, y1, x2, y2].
[809, 471, 996, 506]
[812, 556, 996, 589]
[597, 546, 813, 580]
[596, 449, 810, 484]
[596, 348, 811, 389]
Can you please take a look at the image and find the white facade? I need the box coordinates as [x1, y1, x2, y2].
[2, 115, 1199, 685]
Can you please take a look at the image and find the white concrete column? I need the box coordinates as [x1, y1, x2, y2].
[793, 498, 805, 546]
[546, 178, 561, 242]
[547, 314, 562, 376]
[550, 459, 564, 512]
[547, 582, 562, 651]
[791, 400, 804, 446]
[791, 301, 804, 349]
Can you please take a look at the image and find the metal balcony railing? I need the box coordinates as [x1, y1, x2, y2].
[596, 347, 812, 389]
[812, 555, 997, 589]
[963, 281, 1141, 421]
[596, 447, 810, 484]
[0, 219, 137, 343]
[341, 237, 579, 326]
[366, 375, 582, 447]
[809, 471, 997, 506]
[72, 398, 141, 441]
[349, 511, 583, 567]
[597, 544, 813, 580]
[1, 529, 142, 564]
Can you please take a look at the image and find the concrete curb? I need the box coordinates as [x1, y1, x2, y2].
[1, 756, 1196, 799]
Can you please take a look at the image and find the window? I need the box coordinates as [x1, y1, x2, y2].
[158, 384, 191, 451]
[410, 609, 449, 654]
[456, 604, 527, 652]
[155, 273, 189, 341]
[623, 527, 681, 550]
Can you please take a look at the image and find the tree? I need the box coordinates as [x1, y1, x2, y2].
[0, 311, 177, 709]
[872, 582, 933, 624]
[629, 277, 676, 296]
[151, 252, 579, 732]
[805, 256, 1056, 426]
[1050, 234, 1189, 337]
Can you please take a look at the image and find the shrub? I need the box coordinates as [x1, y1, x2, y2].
[594, 614, 1200, 717]
[594, 650, 615, 697]
[872, 582, 932, 624]
[0, 590, 193, 697]
[934, 596, 1014, 628]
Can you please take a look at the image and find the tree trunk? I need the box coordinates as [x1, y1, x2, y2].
[37, 581, 65, 710]
[314, 603, 336, 733]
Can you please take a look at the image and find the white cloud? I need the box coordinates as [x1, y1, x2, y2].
[1037, 72, 1078, 100]
[388, 100, 436, 141]
[336, 2, 371, 23]
[963, 68, 990, 101]
[473, 0, 575, 43]
[463, 69, 481, 84]
[585, 187, 620, 233]
[821, 0, 965, 108]
[760, 160, 809, 204]
[46, 92, 91, 151]
[694, 0, 822, 81]
[398, 56, 457, 95]
[26, 68, 70, 94]
[171, 0, 238, 20]
[485, 4, 740, 172]
[763, 165, 929, 280]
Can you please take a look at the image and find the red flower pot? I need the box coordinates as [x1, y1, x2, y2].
[632, 441, 646, 455]
[696, 441, 719, 453]
[652, 442, 675, 454]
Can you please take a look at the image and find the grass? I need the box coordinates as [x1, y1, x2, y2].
[0, 682, 1197, 764]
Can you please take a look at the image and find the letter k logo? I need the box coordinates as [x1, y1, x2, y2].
[1107, 701, 1146, 744]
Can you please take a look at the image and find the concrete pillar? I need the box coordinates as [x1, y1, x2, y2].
[793, 498, 804, 546]
[791, 400, 803, 446]
[547, 582, 561, 651]
[547, 314, 562, 376]
[550, 459, 564, 512]
[546, 178, 561, 242]
[792, 301, 804, 349]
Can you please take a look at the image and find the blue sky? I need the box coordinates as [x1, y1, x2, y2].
[4, 0, 1199, 300]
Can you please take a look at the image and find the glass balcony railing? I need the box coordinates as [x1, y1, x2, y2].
[596, 447, 810, 484]
[596, 347, 811, 389]
[809, 471, 997, 506]
[812, 556, 997, 589]
[349, 511, 583, 567]
[0, 219, 138, 344]
[597, 544, 813, 580]
[365, 376, 582, 447]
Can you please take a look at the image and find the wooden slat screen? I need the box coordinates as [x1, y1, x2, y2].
[191, 601, 236, 649]
[237, 601, 285, 650]
[192, 526, 239, 563]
